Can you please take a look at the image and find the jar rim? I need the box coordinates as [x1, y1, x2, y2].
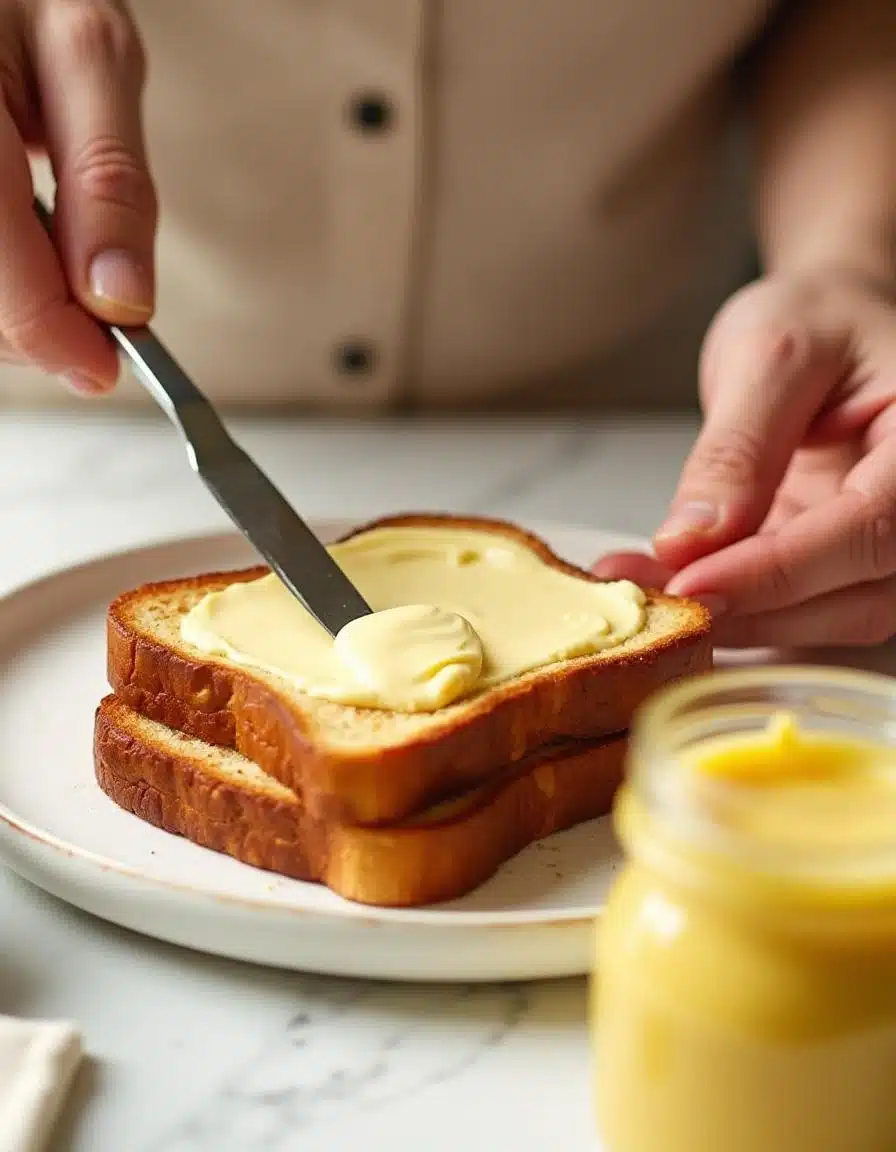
[637, 665, 896, 747]
[628, 664, 896, 890]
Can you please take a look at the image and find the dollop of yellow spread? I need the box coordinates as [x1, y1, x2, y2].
[180, 524, 646, 713]
[685, 712, 896, 853]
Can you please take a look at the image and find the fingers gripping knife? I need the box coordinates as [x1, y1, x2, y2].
[33, 195, 371, 637]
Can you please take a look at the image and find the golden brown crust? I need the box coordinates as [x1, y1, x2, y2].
[107, 513, 712, 824]
[94, 710, 318, 883]
[94, 695, 627, 907]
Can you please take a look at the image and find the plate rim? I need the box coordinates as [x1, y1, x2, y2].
[0, 518, 649, 931]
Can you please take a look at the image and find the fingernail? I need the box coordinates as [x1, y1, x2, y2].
[656, 501, 721, 540]
[61, 372, 111, 397]
[89, 249, 153, 316]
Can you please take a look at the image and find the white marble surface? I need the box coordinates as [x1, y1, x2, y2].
[0, 410, 700, 1152]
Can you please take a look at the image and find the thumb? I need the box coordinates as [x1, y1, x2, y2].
[655, 285, 846, 569]
[33, 2, 157, 326]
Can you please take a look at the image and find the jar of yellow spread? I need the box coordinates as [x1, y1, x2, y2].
[593, 666, 896, 1152]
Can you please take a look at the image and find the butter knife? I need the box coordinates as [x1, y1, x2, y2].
[34, 196, 372, 637]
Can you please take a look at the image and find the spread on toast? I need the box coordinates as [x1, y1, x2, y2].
[107, 514, 713, 825]
[180, 523, 647, 712]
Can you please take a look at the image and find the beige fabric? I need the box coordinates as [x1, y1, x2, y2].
[0, 1015, 82, 1152]
[10, 0, 774, 410]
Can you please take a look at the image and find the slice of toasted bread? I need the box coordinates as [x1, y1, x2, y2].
[95, 695, 627, 907]
[107, 514, 711, 824]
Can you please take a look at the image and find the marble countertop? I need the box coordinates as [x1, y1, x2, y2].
[0, 410, 701, 587]
[0, 410, 811, 1151]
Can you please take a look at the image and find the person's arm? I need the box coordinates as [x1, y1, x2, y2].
[753, 0, 896, 289]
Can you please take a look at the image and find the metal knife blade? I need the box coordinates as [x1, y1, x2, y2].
[33, 196, 372, 637]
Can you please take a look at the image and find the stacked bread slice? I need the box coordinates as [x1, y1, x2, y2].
[94, 516, 712, 906]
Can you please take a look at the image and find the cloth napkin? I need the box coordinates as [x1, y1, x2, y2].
[0, 1016, 82, 1152]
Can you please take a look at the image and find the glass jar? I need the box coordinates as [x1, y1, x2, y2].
[593, 666, 896, 1152]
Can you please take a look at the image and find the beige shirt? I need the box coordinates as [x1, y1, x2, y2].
[18, 0, 775, 410]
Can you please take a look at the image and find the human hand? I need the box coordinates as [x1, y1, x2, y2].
[595, 270, 896, 648]
[0, 0, 156, 395]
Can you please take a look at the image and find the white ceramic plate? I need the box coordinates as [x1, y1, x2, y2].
[0, 521, 654, 982]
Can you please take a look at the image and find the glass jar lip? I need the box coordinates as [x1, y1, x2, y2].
[636, 664, 896, 748]
[628, 664, 896, 886]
